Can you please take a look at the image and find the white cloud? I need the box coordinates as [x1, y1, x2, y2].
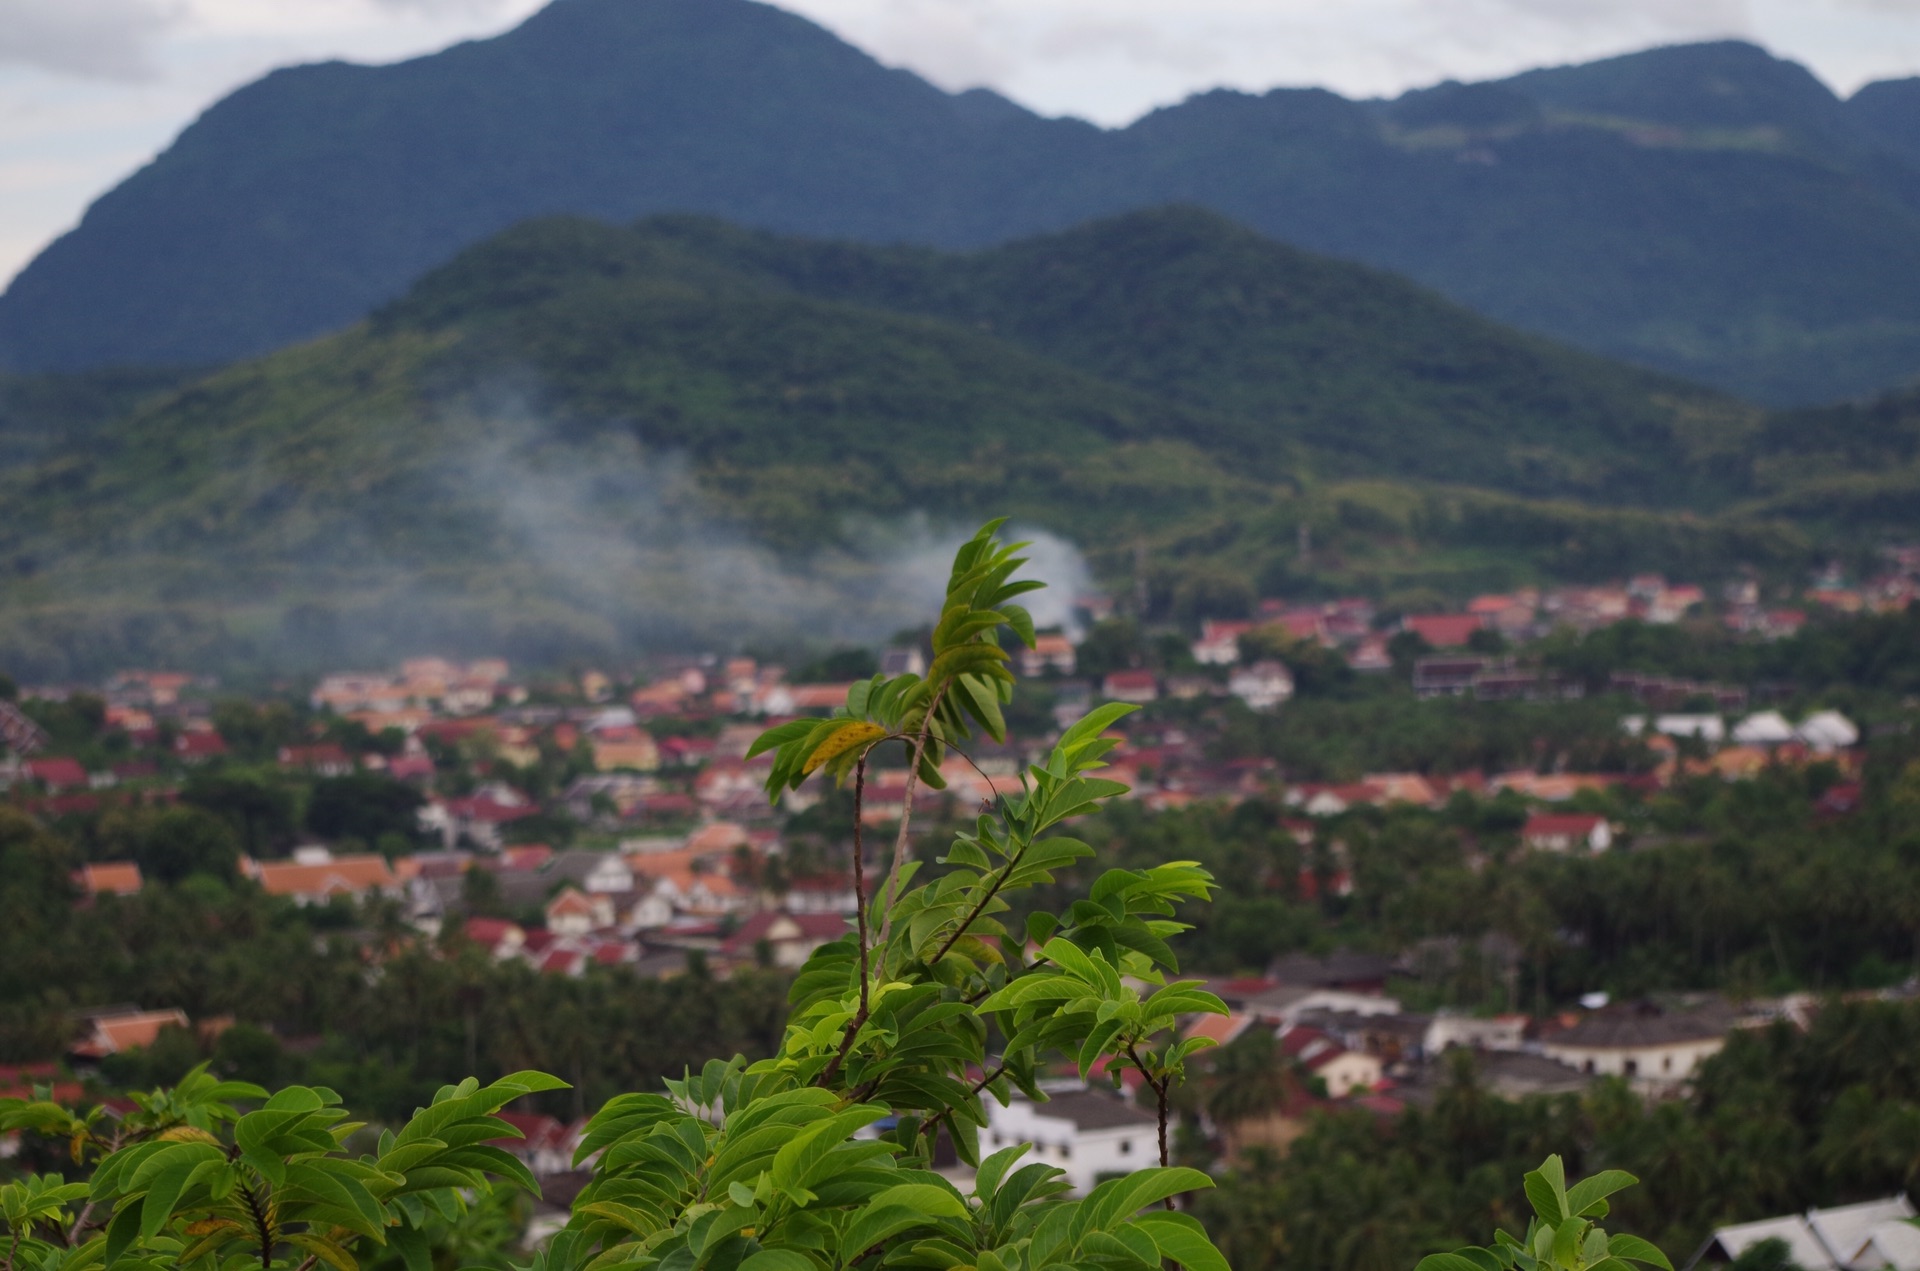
[0, 0, 186, 81]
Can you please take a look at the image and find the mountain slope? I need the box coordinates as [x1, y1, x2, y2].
[0, 209, 1827, 677]
[4, 1, 1920, 403]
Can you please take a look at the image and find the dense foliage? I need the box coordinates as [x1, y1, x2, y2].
[1193, 1000, 1920, 1271]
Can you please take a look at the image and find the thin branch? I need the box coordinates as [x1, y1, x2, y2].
[816, 758, 875, 1091]
[852, 756, 872, 1020]
[875, 684, 949, 954]
[1125, 1041, 1175, 1196]
[928, 833, 1031, 967]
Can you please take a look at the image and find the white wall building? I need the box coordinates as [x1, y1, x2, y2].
[983, 1084, 1158, 1194]
[1540, 1011, 1728, 1090]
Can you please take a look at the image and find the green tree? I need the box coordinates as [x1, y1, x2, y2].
[306, 773, 426, 846]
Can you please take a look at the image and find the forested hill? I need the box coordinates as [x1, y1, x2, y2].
[6, 0, 1920, 405]
[0, 207, 1913, 677]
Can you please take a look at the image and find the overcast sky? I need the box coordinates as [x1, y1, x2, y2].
[5, 0, 1920, 289]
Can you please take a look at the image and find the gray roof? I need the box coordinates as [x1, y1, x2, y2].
[1546, 1008, 1731, 1049]
[1269, 950, 1397, 987]
[1025, 1089, 1156, 1132]
[1808, 1197, 1917, 1269]
[1702, 1197, 1916, 1271]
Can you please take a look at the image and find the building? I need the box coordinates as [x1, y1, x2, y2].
[1521, 813, 1613, 854]
[718, 910, 849, 969]
[1403, 614, 1486, 648]
[71, 1008, 191, 1059]
[1540, 1007, 1728, 1089]
[25, 757, 88, 790]
[1412, 657, 1486, 698]
[277, 744, 355, 776]
[1695, 1197, 1919, 1271]
[1101, 671, 1159, 704]
[983, 1084, 1158, 1194]
[1279, 1026, 1382, 1097]
[73, 861, 144, 897]
[246, 848, 402, 906]
[1019, 634, 1078, 677]
[1191, 620, 1254, 666]
[1228, 661, 1294, 711]
[1797, 710, 1860, 753]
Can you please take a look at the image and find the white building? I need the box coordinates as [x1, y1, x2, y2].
[1797, 710, 1860, 753]
[1700, 1196, 1918, 1271]
[1653, 714, 1725, 743]
[1540, 1010, 1728, 1090]
[1229, 661, 1294, 711]
[1731, 711, 1796, 745]
[983, 1084, 1159, 1194]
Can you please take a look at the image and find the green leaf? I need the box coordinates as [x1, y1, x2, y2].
[865, 1183, 968, 1220]
[738, 1252, 817, 1271]
[1133, 1213, 1229, 1271]
[1565, 1171, 1637, 1218]
[840, 1204, 950, 1257]
[1607, 1235, 1673, 1270]
[1524, 1168, 1566, 1224]
[1420, 1255, 1502, 1271]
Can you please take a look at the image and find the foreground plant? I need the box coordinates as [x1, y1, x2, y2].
[1417, 1157, 1672, 1271]
[1, 522, 1233, 1271]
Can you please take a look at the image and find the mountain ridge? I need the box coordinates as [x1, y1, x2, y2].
[7, 0, 1920, 402]
[1, 205, 1856, 678]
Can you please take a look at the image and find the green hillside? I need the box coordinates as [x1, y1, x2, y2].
[0, 208, 1883, 677]
[4, 0, 1920, 405]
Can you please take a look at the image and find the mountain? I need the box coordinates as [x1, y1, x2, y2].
[5, 0, 1920, 404]
[0, 207, 1839, 678]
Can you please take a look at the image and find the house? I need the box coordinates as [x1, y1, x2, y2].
[1521, 813, 1612, 854]
[1228, 661, 1294, 711]
[719, 910, 849, 968]
[1653, 714, 1725, 743]
[1279, 1026, 1382, 1098]
[1191, 620, 1254, 666]
[1540, 1006, 1729, 1088]
[277, 744, 354, 776]
[546, 887, 612, 936]
[547, 849, 635, 895]
[1269, 951, 1398, 993]
[1731, 711, 1796, 746]
[1101, 671, 1159, 704]
[73, 861, 143, 897]
[1019, 634, 1078, 677]
[1696, 1197, 1919, 1271]
[983, 1084, 1159, 1194]
[173, 731, 229, 763]
[425, 785, 539, 850]
[1412, 657, 1486, 698]
[463, 918, 527, 959]
[1347, 636, 1393, 673]
[1403, 614, 1486, 649]
[488, 1112, 579, 1177]
[1797, 710, 1860, 753]
[25, 757, 88, 790]
[591, 726, 660, 773]
[71, 1008, 190, 1059]
[246, 848, 402, 905]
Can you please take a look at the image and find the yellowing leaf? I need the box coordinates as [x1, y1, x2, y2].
[802, 722, 886, 775]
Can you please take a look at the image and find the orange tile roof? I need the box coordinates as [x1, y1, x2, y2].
[73, 1009, 189, 1057]
[250, 855, 398, 898]
[75, 862, 144, 896]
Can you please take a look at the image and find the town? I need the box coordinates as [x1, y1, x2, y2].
[4, 547, 1917, 1260]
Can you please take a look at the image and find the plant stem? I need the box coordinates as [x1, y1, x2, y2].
[875, 686, 947, 954]
[817, 758, 874, 1090]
